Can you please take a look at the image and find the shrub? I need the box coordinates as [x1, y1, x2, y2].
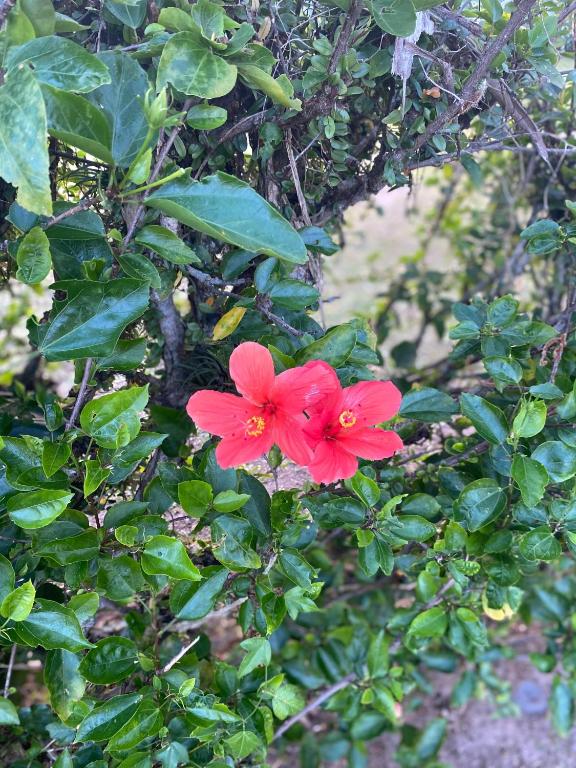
[0, 0, 575, 766]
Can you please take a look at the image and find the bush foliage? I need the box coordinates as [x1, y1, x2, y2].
[0, 0, 576, 766]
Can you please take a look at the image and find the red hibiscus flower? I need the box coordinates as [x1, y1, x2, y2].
[303, 380, 403, 484]
[186, 342, 339, 468]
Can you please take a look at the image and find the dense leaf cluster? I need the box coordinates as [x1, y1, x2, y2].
[0, 0, 576, 767]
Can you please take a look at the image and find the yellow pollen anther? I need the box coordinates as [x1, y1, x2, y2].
[245, 415, 266, 437]
[338, 409, 357, 429]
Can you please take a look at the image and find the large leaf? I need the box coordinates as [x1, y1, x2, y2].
[145, 172, 307, 264]
[531, 441, 576, 483]
[455, 479, 506, 532]
[42, 86, 114, 165]
[80, 386, 148, 449]
[8, 489, 72, 529]
[88, 51, 150, 167]
[16, 599, 94, 652]
[21, 0, 56, 35]
[157, 30, 237, 99]
[7, 37, 111, 92]
[400, 387, 458, 422]
[76, 693, 143, 742]
[105, 698, 163, 752]
[79, 637, 140, 684]
[460, 393, 508, 444]
[371, 0, 417, 37]
[29, 279, 149, 361]
[45, 649, 86, 721]
[135, 225, 200, 265]
[141, 535, 202, 581]
[211, 515, 261, 571]
[170, 566, 228, 620]
[0, 65, 52, 215]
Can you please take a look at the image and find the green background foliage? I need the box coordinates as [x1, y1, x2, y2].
[0, 0, 576, 766]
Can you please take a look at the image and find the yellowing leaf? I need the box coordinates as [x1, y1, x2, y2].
[212, 306, 246, 341]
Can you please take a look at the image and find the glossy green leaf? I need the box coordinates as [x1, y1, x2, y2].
[0, 698, 20, 725]
[76, 693, 143, 742]
[460, 393, 508, 444]
[141, 535, 201, 581]
[513, 399, 547, 438]
[211, 515, 261, 571]
[83, 459, 111, 497]
[17, 600, 94, 651]
[239, 637, 271, 677]
[135, 225, 200, 265]
[7, 36, 111, 92]
[79, 637, 140, 683]
[29, 279, 149, 361]
[551, 677, 573, 737]
[187, 103, 227, 130]
[1, 580, 35, 621]
[21, 0, 55, 35]
[295, 325, 357, 366]
[455, 479, 506, 531]
[145, 172, 307, 264]
[520, 526, 561, 561]
[0, 65, 52, 215]
[171, 567, 228, 620]
[400, 388, 458, 422]
[80, 386, 148, 449]
[36, 529, 100, 565]
[532, 441, 576, 483]
[408, 607, 447, 638]
[96, 555, 144, 602]
[8, 489, 72, 529]
[42, 442, 71, 478]
[15, 226, 51, 284]
[45, 649, 86, 721]
[511, 454, 549, 507]
[238, 64, 301, 109]
[157, 30, 237, 99]
[105, 697, 163, 752]
[371, 0, 417, 37]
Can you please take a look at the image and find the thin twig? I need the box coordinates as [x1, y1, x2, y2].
[285, 129, 312, 227]
[255, 295, 305, 337]
[0, 0, 16, 30]
[272, 674, 356, 741]
[3, 645, 16, 697]
[167, 597, 248, 634]
[65, 358, 93, 431]
[43, 198, 99, 230]
[160, 635, 200, 674]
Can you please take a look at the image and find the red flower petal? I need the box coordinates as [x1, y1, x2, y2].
[229, 342, 275, 405]
[274, 413, 314, 466]
[342, 381, 402, 428]
[186, 390, 255, 437]
[338, 427, 403, 459]
[274, 360, 341, 413]
[215, 428, 275, 468]
[308, 439, 358, 484]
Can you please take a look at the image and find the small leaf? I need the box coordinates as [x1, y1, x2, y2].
[400, 388, 457, 422]
[16, 226, 51, 284]
[83, 459, 111, 497]
[460, 393, 508, 444]
[0, 698, 20, 725]
[79, 637, 140, 684]
[408, 607, 447, 638]
[511, 454, 549, 507]
[1, 580, 35, 622]
[519, 527, 561, 561]
[80, 386, 148, 449]
[239, 637, 271, 677]
[455, 479, 506, 532]
[513, 399, 547, 438]
[42, 442, 71, 478]
[8, 489, 73, 529]
[212, 307, 247, 341]
[141, 535, 201, 581]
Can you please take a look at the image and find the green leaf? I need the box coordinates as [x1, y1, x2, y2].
[239, 637, 271, 677]
[371, 0, 417, 37]
[157, 30, 237, 99]
[87, 51, 150, 167]
[224, 731, 262, 760]
[141, 535, 202, 581]
[532, 441, 576, 483]
[79, 637, 140, 683]
[7, 36, 111, 93]
[487, 295, 519, 326]
[347, 472, 380, 507]
[178, 480, 213, 517]
[271, 683, 305, 720]
[171, 566, 228, 620]
[76, 693, 143, 742]
[484, 356, 522, 387]
[36, 529, 100, 565]
[512, 399, 547, 438]
[551, 677, 573, 737]
[83, 459, 111, 497]
[0, 698, 20, 725]
[42, 86, 114, 165]
[29, 278, 149, 361]
[295, 325, 357, 367]
[0, 556, 15, 604]
[145, 172, 307, 264]
[213, 490, 250, 513]
[21, 0, 56, 35]
[460, 393, 508, 444]
[17, 599, 94, 651]
[105, 697, 163, 752]
[0, 65, 52, 215]
[8, 489, 72, 529]
[238, 64, 301, 109]
[80, 386, 148, 449]
[211, 515, 261, 571]
[15, 226, 51, 284]
[400, 388, 458, 422]
[268, 279, 319, 309]
[45, 649, 86, 721]
[511, 454, 549, 507]
[389, 515, 436, 542]
[1, 580, 35, 621]
[187, 103, 227, 130]
[367, 630, 389, 679]
[117, 251, 161, 289]
[455, 479, 506, 531]
[135, 225, 200, 265]
[97, 555, 144, 602]
[42, 442, 71, 478]
[105, 0, 147, 28]
[407, 607, 447, 638]
[519, 527, 561, 561]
